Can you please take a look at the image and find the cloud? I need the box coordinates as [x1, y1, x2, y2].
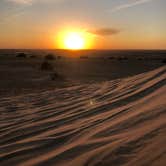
[0, 0, 34, 23]
[88, 28, 120, 36]
[7, 0, 68, 5]
[111, 0, 155, 12]
[0, 0, 68, 24]
[7, 0, 33, 5]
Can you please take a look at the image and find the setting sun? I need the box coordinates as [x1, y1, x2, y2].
[55, 29, 94, 50]
[64, 32, 85, 50]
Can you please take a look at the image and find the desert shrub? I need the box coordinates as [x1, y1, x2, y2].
[50, 72, 62, 80]
[40, 60, 63, 81]
[57, 56, 62, 59]
[80, 56, 89, 59]
[162, 59, 166, 63]
[117, 57, 123, 61]
[16, 52, 27, 58]
[40, 60, 54, 71]
[45, 54, 55, 60]
[137, 58, 143, 60]
[123, 57, 128, 60]
[117, 57, 128, 61]
[108, 57, 115, 60]
[29, 55, 37, 58]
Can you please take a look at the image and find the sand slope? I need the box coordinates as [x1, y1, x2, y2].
[0, 66, 166, 166]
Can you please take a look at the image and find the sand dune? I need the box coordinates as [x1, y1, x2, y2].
[0, 66, 166, 166]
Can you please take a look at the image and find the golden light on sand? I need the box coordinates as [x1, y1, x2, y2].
[55, 29, 94, 50]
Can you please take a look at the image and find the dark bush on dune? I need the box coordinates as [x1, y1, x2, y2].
[16, 52, 27, 58]
[40, 60, 54, 71]
[137, 58, 143, 61]
[80, 56, 89, 59]
[108, 57, 115, 60]
[117, 57, 123, 61]
[117, 57, 128, 61]
[45, 54, 55, 60]
[30, 55, 36, 58]
[162, 59, 166, 64]
[40, 60, 63, 81]
[122, 57, 128, 60]
[57, 56, 62, 59]
[50, 72, 63, 81]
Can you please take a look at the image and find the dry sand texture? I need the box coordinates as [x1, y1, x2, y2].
[0, 66, 166, 166]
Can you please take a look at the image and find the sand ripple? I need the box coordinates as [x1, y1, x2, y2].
[0, 66, 166, 166]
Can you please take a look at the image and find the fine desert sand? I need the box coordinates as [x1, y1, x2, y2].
[0, 60, 165, 165]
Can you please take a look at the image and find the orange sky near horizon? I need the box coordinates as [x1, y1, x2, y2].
[0, 0, 166, 50]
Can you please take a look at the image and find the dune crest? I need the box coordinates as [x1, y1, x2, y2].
[0, 66, 166, 166]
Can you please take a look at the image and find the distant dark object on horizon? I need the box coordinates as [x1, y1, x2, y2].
[118, 57, 128, 61]
[16, 52, 27, 58]
[162, 59, 166, 64]
[50, 72, 63, 81]
[40, 60, 54, 71]
[80, 56, 89, 59]
[108, 57, 115, 60]
[57, 56, 62, 59]
[29, 55, 37, 58]
[113, 57, 128, 61]
[108, 56, 128, 61]
[45, 54, 55, 60]
[137, 57, 144, 61]
[40, 60, 63, 81]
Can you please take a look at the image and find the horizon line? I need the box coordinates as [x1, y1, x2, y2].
[0, 48, 166, 51]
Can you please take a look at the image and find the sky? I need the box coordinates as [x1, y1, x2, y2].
[0, 0, 166, 49]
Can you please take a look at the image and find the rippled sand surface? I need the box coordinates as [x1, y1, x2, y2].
[0, 66, 166, 166]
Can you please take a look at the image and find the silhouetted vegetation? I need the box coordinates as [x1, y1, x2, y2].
[40, 60, 63, 80]
[80, 56, 89, 59]
[29, 55, 37, 58]
[108, 57, 115, 60]
[117, 57, 128, 61]
[50, 72, 63, 81]
[137, 58, 144, 61]
[162, 59, 166, 64]
[45, 54, 55, 60]
[40, 60, 54, 71]
[57, 56, 62, 59]
[16, 52, 27, 58]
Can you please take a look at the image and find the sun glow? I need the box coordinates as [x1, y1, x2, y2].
[64, 32, 84, 50]
[56, 29, 94, 50]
